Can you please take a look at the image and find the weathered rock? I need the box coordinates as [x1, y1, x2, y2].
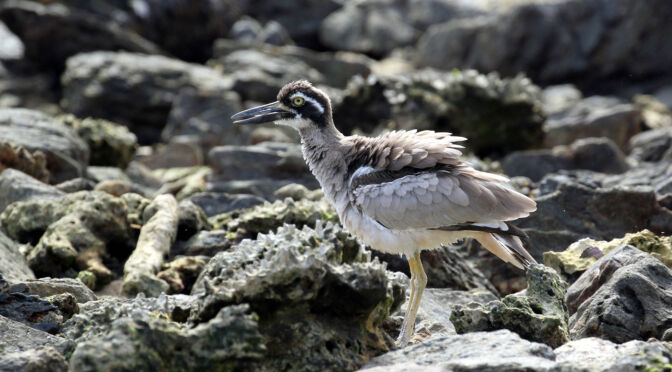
[0, 191, 138, 286]
[187, 192, 266, 217]
[235, 0, 341, 49]
[213, 39, 373, 89]
[61, 51, 233, 144]
[8, 278, 96, 304]
[629, 128, 672, 163]
[274, 183, 324, 202]
[54, 177, 96, 193]
[68, 304, 264, 372]
[416, 0, 672, 90]
[320, 0, 486, 56]
[361, 329, 555, 371]
[0, 142, 49, 183]
[0, 168, 64, 213]
[134, 141, 205, 169]
[173, 230, 231, 257]
[209, 197, 338, 241]
[191, 222, 403, 370]
[0, 230, 34, 282]
[44, 292, 78, 321]
[450, 264, 569, 348]
[156, 256, 208, 294]
[153, 166, 211, 200]
[554, 337, 672, 371]
[567, 245, 672, 343]
[0, 314, 73, 354]
[120, 0, 242, 63]
[0, 108, 89, 183]
[0, 347, 68, 372]
[544, 230, 672, 283]
[61, 294, 197, 342]
[211, 48, 324, 102]
[502, 137, 629, 181]
[58, 115, 138, 168]
[388, 289, 498, 343]
[0, 0, 162, 72]
[333, 70, 544, 156]
[543, 96, 643, 149]
[0, 288, 62, 333]
[635, 94, 672, 130]
[176, 200, 210, 241]
[209, 142, 312, 181]
[161, 88, 244, 149]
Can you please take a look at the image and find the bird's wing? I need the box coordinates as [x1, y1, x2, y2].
[346, 130, 536, 230]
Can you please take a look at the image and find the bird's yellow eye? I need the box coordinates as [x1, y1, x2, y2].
[292, 96, 305, 106]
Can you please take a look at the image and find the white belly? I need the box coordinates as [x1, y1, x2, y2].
[340, 206, 471, 257]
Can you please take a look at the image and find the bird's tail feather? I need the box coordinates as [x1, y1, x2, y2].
[474, 232, 536, 270]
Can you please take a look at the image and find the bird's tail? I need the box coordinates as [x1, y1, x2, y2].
[474, 232, 536, 270]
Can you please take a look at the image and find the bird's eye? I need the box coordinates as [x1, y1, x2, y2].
[292, 96, 305, 106]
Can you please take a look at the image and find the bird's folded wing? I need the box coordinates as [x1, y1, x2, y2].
[350, 168, 537, 231]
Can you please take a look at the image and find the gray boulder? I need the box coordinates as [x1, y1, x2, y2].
[191, 222, 404, 371]
[554, 337, 672, 371]
[0, 288, 62, 334]
[543, 96, 642, 149]
[208, 142, 312, 182]
[450, 264, 569, 348]
[416, 0, 672, 89]
[629, 128, 672, 163]
[61, 51, 234, 144]
[0, 0, 161, 72]
[567, 245, 672, 343]
[0, 314, 73, 354]
[320, 0, 487, 56]
[0, 109, 89, 183]
[361, 329, 556, 371]
[68, 304, 263, 372]
[8, 278, 96, 304]
[502, 137, 629, 181]
[0, 347, 68, 372]
[213, 39, 373, 89]
[0, 169, 64, 213]
[161, 88, 244, 150]
[187, 192, 266, 217]
[333, 70, 544, 156]
[0, 230, 34, 282]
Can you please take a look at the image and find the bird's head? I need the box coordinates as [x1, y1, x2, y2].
[231, 80, 332, 131]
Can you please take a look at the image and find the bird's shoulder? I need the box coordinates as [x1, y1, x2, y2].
[343, 129, 467, 177]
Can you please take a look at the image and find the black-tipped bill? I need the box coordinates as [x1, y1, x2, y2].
[231, 101, 293, 125]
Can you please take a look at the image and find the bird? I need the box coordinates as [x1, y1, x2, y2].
[231, 80, 537, 347]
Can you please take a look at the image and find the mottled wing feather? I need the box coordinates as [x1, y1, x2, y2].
[347, 131, 536, 230]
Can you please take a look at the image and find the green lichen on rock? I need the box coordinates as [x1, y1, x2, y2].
[191, 222, 403, 371]
[68, 304, 265, 371]
[450, 264, 569, 348]
[57, 114, 138, 168]
[334, 69, 545, 156]
[0, 191, 147, 288]
[543, 230, 672, 282]
[209, 197, 338, 238]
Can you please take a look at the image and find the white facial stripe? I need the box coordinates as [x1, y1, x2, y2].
[291, 92, 325, 114]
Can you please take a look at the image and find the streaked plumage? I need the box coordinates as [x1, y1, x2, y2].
[232, 80, 537, 347]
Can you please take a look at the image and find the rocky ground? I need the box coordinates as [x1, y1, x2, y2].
[0, 0, 671, 371]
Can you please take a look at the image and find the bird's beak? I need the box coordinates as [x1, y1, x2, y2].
[231, 101, 293, 125]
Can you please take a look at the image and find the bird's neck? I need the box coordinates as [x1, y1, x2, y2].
[299, 123, 350, 212]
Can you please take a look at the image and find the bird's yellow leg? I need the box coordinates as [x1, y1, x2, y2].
[396, 253, 427, 347]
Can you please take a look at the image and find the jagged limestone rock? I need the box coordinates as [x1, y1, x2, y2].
[543, 229, 672, 282]
[209, 197, 338, 238]
[68, 304, 264, 372]
[0, 191, 143, 287]
[156, 256, 208, 294]
[57, 115, 138, 168]
[191, 222, 404, 371]
[450, 264, 569, 348]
